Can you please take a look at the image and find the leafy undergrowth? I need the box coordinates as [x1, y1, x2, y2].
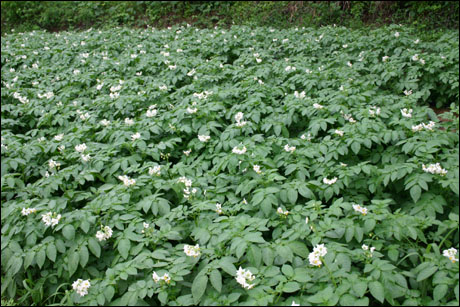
[1, 24, 459, 306]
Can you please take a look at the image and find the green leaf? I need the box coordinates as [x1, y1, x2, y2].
[24, 251, 35, 269]
[281, 264, 294, 277]
[191, 274, 208, 304]
[36, 249, 46, 269]
[68, 252, 80, 276]
[79, 245, 89, 267]
[351, 142, 361, 154]
[369, 281, 384, 303]
[287, 188, 298, 204]
[118, 238, 131, 260]
[210, 269, 222, 293]
[46, 244, 57, 262]
[364, 219, 376, 232]
[288, 241, 309, 258]
[433, 284, 448, 301]
[220, 257, 237, 275]
[62, 224, 75, 241]
[417, 264, 437, 282]
[104, 286, 115, 302]
[88, 237, 101, 258]
[283, 282, 300, 293]
[410, 185, 421, 203]
[244, 232, 265, 243]
[353, 281, 367, 298]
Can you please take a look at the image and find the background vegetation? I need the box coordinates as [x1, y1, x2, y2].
[1, 1, 459, 34]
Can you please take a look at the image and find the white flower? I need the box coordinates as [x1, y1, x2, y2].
[96, 225, 113, 241]
[369, 106, 381, 116]
[342, 44, 348, 48]
[198, 135, 211, 142]
[394, 32, 400, 38]
[334, 130, 344, 137]
[162, 273, 171, 284]
[411, 54, 419, 61]
[284, 144, 296, 153]
[414, 39, 420, 44]
[136, 71, 142, 76]
[118, 175, 136, 187]
[149, 165, 161, 176]
[81, 154, 91, 162]
[125, 118, 134, 125]
[339, 85, 344, 91]
[48, 159, 61, 169]
[285, 66, 296, 72]
[79, 112, 90, 120]
[443, 248, 459, 263]
[352, 204, 368, 215]
[419, 59, 425, 65]
[54, 134, 64, 141]
[183, 149, 192, 156]
[168, 64, 177, 70]
[100, 119, 110, 126]
[323, 177, 338, 185]
[422, 163, 448, 176]
[22, 208, 37, 216]
[146, 108, 157, 117]
[41, 212, 61, 227]
[256, 58, 262, 63]
[232, 145, 247, 155]
[131, 54, 138, 59]
[253, 165, 262, 174]
[131, 132, 141, 141]
[340, 162, 347, 167]
[277, 207, 289, 216]
[294, 91, 306, 99]
[309, 244, 327, 267]
[412, 121, 435, 132]
[362, 244, 369, 251]
[159, 85, 168, 91]
[109, 92, 119, 99]
[401, 108, 413, 118]
[216, 203, 223, 214]
[347, 61, 353, 67]
[187, 69, 196, 76]
[73, 69, 80, 75]
[184, 244, 200, 257]
[152, 272, 161, 283]
[382, 56, 389, 62]
[291, 301, 300, 306]
[411, 124, 423, 132]
[313, 103, 323, 109]
[404, 89, 413, 96]
[72, 279, 91, 297]
[187, 107, 197, 114]
[110, 84, 122, 92]
[305, 217, 309, 224]
[235, 267, 255, 289]
[75, 143, 87, 152]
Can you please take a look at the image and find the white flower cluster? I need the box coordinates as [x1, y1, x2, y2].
[81, 154, 91, 162]
[277, 207, 289, 216]
[301, 133, 312, 141]
[152, 272, 171, 284]
[253, 165, 262, 174]
[422, 163, 448, 176]
[369, 106, 381, 116]
[232, 145, 247, 155]
[412, 121, 435, 132]
[394, 31, 400, 38]
[401, 108, 413, 118]
[234, 112, 247, 127]
[146, 105, 157, 117]
[382, 55, 389, 62]
[187, 106, 198, 114]
[72, 279, 91, 297]
[284, 144, 296, 153]
[285, 65, 296, 72]
[403, 89, 413, 96]
[443, 248, 458, 263]
[13, 92, 29, 104]
[22, 208, 37, 216]
[184, 244, 200, 257]
[323, 177, 337, 185]
[193, 91, 212, 100]
[341, 111, 356, 123]
[411, 54, 425, 65]
[77, 110, 90, 121]
[178, 176, 197, 199]
[125, 118, 135, 125]
[54, 134, 64, 141]
[75, 143, 87, 152]
[149, 165, 161, 176]
[96, 225, 113, 241]
[118, 175, 136, 187]
[309, 244, 327, 267]
[131, 132, 141, 141]
[38, 91, 54, 99]
[216, 203, 222, 214]
[352, 204, 368, 215]
[294, 91, 306, 99]
[334, 130, 344, 137]
[100, 119, 110, 127]
[48, 159, 61, 169]
[41, 212, 62, 227]
[198, 135, 210, 142]
[235, 267, 255, 289]
[159, 85, 168, 91]
[313, 103, 324, 109]
[362, 244, 376, 257]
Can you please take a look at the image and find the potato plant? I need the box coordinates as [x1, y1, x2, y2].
[1, 24, 459, 306]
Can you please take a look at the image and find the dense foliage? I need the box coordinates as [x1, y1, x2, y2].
[1, 24, 459, 306]
[1, 1, 459, 35]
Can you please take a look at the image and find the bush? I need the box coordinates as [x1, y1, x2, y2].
[1, 24, 459, 306]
